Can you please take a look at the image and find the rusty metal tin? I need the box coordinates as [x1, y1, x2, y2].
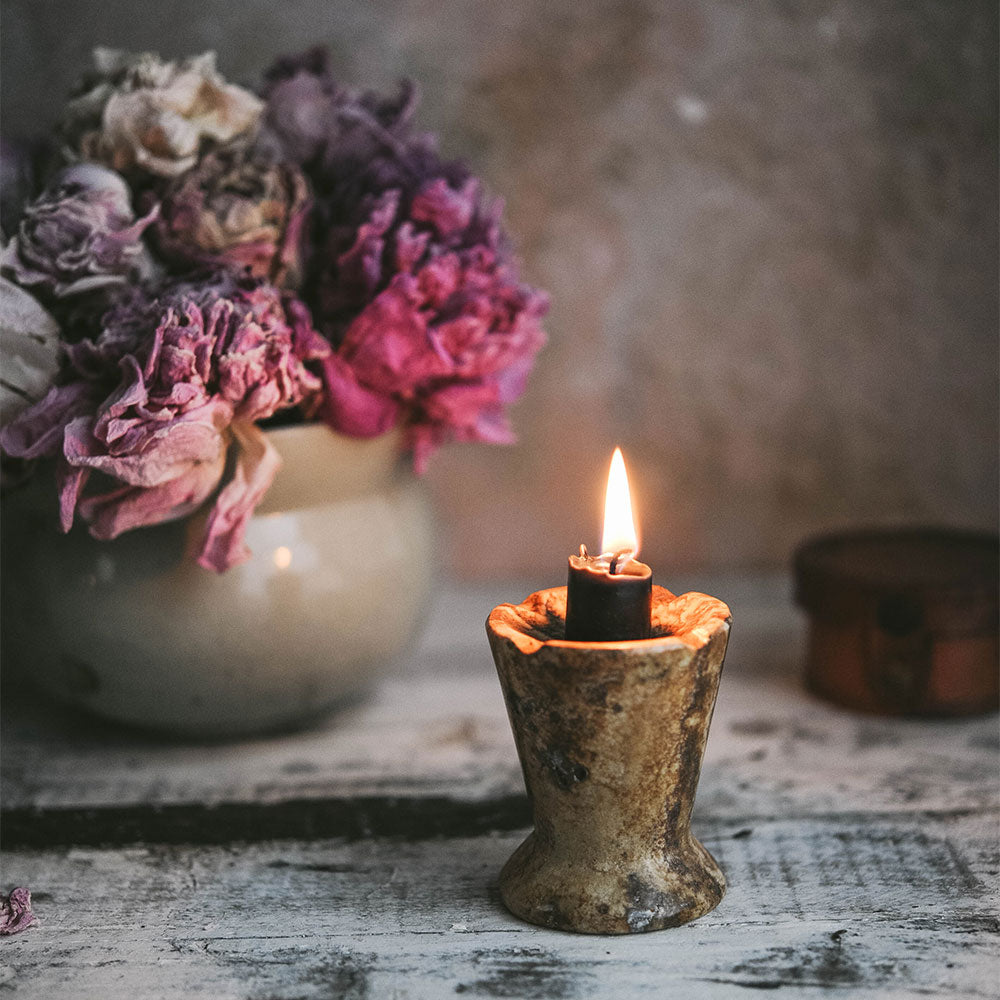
[794, 528, 999, 716]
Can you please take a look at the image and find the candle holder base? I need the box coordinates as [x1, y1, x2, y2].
[499, 832, 725, 934]
[487, 585, 731, 935]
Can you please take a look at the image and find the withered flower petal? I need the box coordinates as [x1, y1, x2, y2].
[0, 277, 61, 427]
[0, 277, 329, 571]
[61, 48, 263, 178]
[0, 888, 38, 936]
[1, 164, 156, 299]
[156, 141, 310, 288]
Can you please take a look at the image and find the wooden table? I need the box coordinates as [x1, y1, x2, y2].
[2, 576, 997, 998]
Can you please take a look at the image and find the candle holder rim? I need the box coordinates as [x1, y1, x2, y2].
[488, 584, 731, 656]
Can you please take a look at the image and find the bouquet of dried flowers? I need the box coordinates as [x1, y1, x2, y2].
[0, 48, 547, 571]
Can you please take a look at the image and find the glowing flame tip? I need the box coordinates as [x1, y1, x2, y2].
[601, 447, 639, 560]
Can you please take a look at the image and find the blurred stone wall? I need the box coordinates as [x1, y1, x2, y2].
[3, 0, 997, 577]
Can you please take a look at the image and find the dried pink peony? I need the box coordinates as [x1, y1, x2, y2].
[257, 48, 548, 469]
[0, 888, 38, 935]
[315, 173, 547, 472]
[0, 277, 329, 571]
[61, 49, 264, 178]
[1, 164, 156, 298]
[155, 141, 309, 288]
[322, 244, 547, 472]
[2, 45, 550, 568]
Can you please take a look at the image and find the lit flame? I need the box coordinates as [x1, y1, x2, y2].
[601, 447, 639, 562]
[273, 546, 292, 570]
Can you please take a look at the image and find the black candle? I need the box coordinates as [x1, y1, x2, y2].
[565, 546, 653, 641]
[564, 448, 653, 642]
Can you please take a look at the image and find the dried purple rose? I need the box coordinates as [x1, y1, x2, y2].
[0, 277, 329, 571]
[0, 888, 38, 935]
[1, 164, 156, 299]
[155, 141, 309, 288]
[260, 47, 416, 168]
[60, 48, 263, 178]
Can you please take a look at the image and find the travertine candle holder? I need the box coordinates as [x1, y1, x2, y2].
[487, 584, 731, 934]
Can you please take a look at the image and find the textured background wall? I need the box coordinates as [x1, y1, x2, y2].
[3, 0, 997, 578]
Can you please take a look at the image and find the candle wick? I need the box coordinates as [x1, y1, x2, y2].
[579, 544, 589, 558]
[608, 549, 635, 575]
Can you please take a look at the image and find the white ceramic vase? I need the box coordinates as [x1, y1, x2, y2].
[1, 424, 435, 738]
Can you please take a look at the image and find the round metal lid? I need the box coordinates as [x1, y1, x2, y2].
[794, 527, 998, 631]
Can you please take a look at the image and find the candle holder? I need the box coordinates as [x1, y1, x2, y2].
[487, 584, 731, 934]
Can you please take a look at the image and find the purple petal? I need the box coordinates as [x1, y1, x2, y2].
[0, 382, 98, 460]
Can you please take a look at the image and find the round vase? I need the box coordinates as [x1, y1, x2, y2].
[1, 424, 435, 738]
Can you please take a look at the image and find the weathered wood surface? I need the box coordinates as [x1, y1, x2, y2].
[1, 576, 998, 997]
[2, 815, 997, 999]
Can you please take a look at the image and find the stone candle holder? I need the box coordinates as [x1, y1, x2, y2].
[487, 584, 731, 934]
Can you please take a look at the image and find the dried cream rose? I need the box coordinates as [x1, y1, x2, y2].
[61, 48, 264, 178]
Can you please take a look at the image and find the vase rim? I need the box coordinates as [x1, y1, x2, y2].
[255, 423, 408, 513]
[263, 421, 403, 447]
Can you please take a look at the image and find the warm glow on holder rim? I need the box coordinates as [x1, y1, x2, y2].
[601, 447, 639, 562]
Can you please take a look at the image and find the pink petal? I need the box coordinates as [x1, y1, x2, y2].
[0, 888, 38, 936]
[405, 380, 514, 473]
[195, 421, 282, 572]
[407, 424, 442, 476]
[57, 458, 90, 533]
[78, 450, 226, 539]
[394, 222, 430, 273]
[411, 178, 477, 241]
[339, 277, 448, 390]
[318, 354, 400, 438]
[94, 355, 149, 443]
[64, 401, 231, 487]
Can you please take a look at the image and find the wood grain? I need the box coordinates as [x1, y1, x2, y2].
[2, 814, 996, 999]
